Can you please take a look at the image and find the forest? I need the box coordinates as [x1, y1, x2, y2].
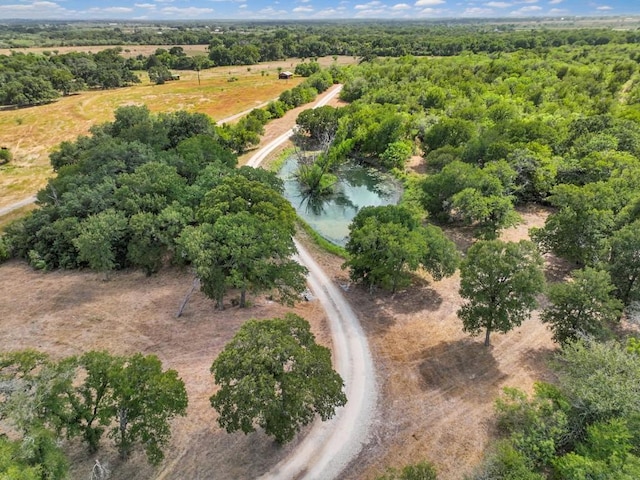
[1, 21, 640, 480]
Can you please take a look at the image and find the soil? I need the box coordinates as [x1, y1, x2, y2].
[0, 95, 560, 479]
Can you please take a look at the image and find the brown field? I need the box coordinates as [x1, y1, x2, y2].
[0, 54, 356, 210]
[0, 200, 560, 479]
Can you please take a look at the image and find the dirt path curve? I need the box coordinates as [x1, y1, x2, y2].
[247, 84, 378, 480]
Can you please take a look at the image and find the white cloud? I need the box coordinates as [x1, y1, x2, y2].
[485, 2, 511, 7]
[519, 0, 539, 3]
[293, 6, 314, 12]
[354, 7, 386, 16]
[596, 5, 612, 10]
[417, 7, 446, 15]
[414, 0, 444, 5]
[549, 7, 568, 13]
[462, 7, 494, 15]
[548, 0, 562, 3]
[160, 6, 214, 16]
[239, 4, 247, 8]
[355, 1, 382, 9]
[392, 3, 412, 9]
[134, 3, 156, 8]
[88, 7, 134, 13]
[315, 7, 340, 16]
[0, 1, 77, 18]
[510, 5, 543, 14]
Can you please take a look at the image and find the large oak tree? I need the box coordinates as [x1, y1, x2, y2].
[458, 240, 545, 346]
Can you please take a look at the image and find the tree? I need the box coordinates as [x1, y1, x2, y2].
[183, 174, 303, 309]
[0, 147, 11, 165]
[530, 183, 617, 267]
[554, 341, 640, 427]
[210, 314, 347, 444]
[458, 240, 545, 347]
[344, 206, 459, 293]
[607, 219, 640, 304]
[0, 350, 187, 466]
[541, 267, 623, 345]
[108, 353, 188, 464]
[0, 428, 68, 480]
[73, 209, 128, 279]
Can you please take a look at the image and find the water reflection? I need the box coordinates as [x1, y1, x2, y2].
[279, 156, 403, 246]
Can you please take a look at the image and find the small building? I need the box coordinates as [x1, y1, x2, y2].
[279, 71, 293, 80]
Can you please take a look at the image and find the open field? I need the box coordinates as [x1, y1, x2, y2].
[0, 54, 356, 210]
[0, 199, 560, 479]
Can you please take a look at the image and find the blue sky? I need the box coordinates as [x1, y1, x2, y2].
[0, 0, 638, 20]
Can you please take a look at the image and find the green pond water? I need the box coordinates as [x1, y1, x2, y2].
[278, 156, 403, 246]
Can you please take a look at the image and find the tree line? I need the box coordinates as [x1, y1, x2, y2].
[0, 48, 140, 106]
[3, 21, 640, 59]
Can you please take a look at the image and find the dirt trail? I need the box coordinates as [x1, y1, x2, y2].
[246, 84, 378, 480]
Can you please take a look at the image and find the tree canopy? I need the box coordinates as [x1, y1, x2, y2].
[458, 240, 545, 346]
[210, 313, 347, 443]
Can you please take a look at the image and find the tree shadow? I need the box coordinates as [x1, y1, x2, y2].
[518, 346, 558, 384]
[345, 281, 444, 334]
[418, 338, 506, 403]
[543, 253, 576, 283]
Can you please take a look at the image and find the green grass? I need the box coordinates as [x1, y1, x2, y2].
[296, 218, 348, 259]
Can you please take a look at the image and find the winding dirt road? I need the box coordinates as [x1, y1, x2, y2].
[248, 84, 378, 480]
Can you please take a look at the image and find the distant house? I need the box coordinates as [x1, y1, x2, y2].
[279, 71, 293, 80]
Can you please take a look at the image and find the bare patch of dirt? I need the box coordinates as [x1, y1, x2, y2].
[0, 261, 330, 479]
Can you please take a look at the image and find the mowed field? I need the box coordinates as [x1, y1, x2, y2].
[0, 52, 356, 210]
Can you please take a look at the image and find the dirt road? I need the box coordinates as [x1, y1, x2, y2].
[245, 84, 378, 480]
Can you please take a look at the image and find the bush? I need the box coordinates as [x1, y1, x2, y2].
[0, 147, 11, 165]
[0, 236, 9, 263]
[377, 460, 438, 480]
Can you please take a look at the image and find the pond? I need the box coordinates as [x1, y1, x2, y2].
[278, 155, 403, 246]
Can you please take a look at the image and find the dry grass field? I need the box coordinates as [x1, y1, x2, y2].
[0, 205, 560, 480]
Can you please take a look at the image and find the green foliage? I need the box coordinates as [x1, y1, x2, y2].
[344, 206, 459, 292]
[554, 341, 640, 427]
[0, 428, 68, 480]
[606, 219, 640, 304]
[542, 267, 623, 345]
[458, 240, 545, 346]
[0, 147, 12, 165]
[0, 349, 187, 467]
[180, 173, 306, 308]
[0, 236, 9, 263]
[495, 384, 570, 467]
[108, 353, 188, 464]
[210, 313, 347, 444]
[73, 209, 128, 279]
[380, 140, 413, 170]
[553, 419, 640, 480]
[376, 460, 438, 480]
[531, 182, 619, 266]
[421, 161, 519, 239]
[294, 61, 321, 77]
[467, 441, 544, 480]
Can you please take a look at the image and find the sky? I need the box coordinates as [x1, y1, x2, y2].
[0, 0, 638, 21]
